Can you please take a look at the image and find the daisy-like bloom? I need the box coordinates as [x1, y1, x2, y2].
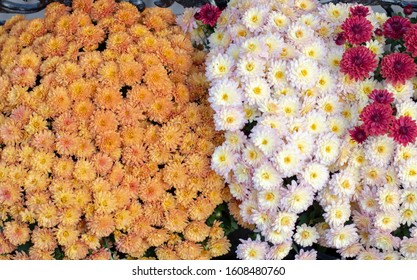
[236, 237, 269, 260]
[273, 211, 298, 233]
[341, 16, 373, 45]
[396, 101, 417, 121]
[404, 25, 417, 57]
[360, 103, 393, 136]
[266, 241, 292, 260]
[244, 78, 271, 106]
[206, 53, 234, 81]
[213, 106, 246, 132]
[326, 224, 359, 249]
[3, 221, 31, 246]
[390, 116, 417, 146]
[383, 15, 411, 40]
[398, 159, 417, 188]
[208, 79, 242, 107]
[273, 145, 303, 177]
[369, 89, 394, 104]
[349, 125, 368, 144]
[288, 22, 315, 45]
[324, 202, 351, 227]
[356, 248, 383, 260]
[198, 3, 222, 27]
[365, 135, 395, 167]
[340, 46, 377, 81]
[237, 55, 265, 78]
[381, 53, 417, 85]
[294, 224, 319, 247]
[377, 186, 400, 212]
[400, 237, 417, 258]
[401, 189, 417, 210]
[242, 6, 267, 32]
[253, 162, 282, 191]
[268, 12, 289, 31]
[250, 125, 280, 156]
[294, 249, 318, 260]
[400, 207, 417, 226]
[375, 211, 401, 232]
[257, 188, 281, 211]
[281, 181, 314, 214]
[211, 145, 238, 177]
[302, 162, 329, 191]
[370, 229, 400, 252]
[316, 134, 341, 165]
[305, 111, 327, 134]
[320, 3, 349, 24]
[288, 57, 318, 90]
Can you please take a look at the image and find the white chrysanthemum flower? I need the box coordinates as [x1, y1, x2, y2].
[365, 135, 395, 167]
[281, 182, 314, 214]
[294, 224, 319, 247]
[211, 145, 238, 177]
[370, 230, 400, 252]
[258, 115, 288, 136]
[243, 6, 268, 32]
[318, 94, 341, 116]
[288, 57, 319, 90]
[356, 78, 378, 102]
[396, 101, 417, 121]
[236, 237, 269, 260]
[318, 186, 343, 207]
[326, 224, 359, 249]
[362, 165, 386, 186]
[278, 43, 297, 60]
[299, 13, 320, 28]
[244, 78, 271, 105]
[328, 116, 348, 137]
[375, 211, 401, 232]
[232, 163, 251, 184]
[382, 252, 401, 260]
[253, 162, 282, 190]
[226, 43, 241, 60]
[258, 98, 281, 115]
[278, 96, 300, 118]
[305, 111, 327, 134]
[349, 146, 367, 168]
[242, 143, 265, 167]
[258, 188, 281, 211]
[267, 60, 287, 87]
[239, 195, 258, 223]
[237, 55, 266, 78]
[401, 189, 417, 210]
[337, 243, 363, 259]
[273, 211, 298, 233]
[357, 248, 383, 260]
[320, 2, 349, 24]
[295, 249, 318, 260]
[316, 134, 341, 165]
[400, 237, 417, 259]
[371, 12, 389, 26]
[400, 207, 417, 226]
[326, 48, 343, 72]
[230, 24, 250, 43]
[241, 37, 268, 57]
[262, 34, 284, 55]
[399, 159, 417, 188]
[176, 8, 198, 33]
[209, 30, 231, 49]
[302, 162, 329, 191]
[358, 186, 379, 215]
[385, 167, 400, 188]
[213, 106, 246, 131]
[229, 181, 250, 201]
[387, 81, 414, 103]
[324, 202, 351, 227]
[224, 130, 247, 153]
[366, 39, 384, 59]
[208, 79, 243, 107]
[268, 12, 289, 31]
[290, 132, 315, 158]
[395, 144, 417, 165]
[267, 241, 292, 260]
[251, 210, 273, 231]
[303, 40, 326, 61]
[264, 228, 292, 245]
[242, 103, 260, 122]
[330, 169, 357, 198]
[340, 104, 359, 124]
[251, 125, 281, 156]
[377, 186, 401, 212]
[288, 23, 314, 45]
[273, 145, 303, 177]
[316, 70, 336, 94]
[295, 0, 317, 11]
[206, 53, 234, 81]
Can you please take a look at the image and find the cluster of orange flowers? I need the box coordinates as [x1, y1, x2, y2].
[0, 0, 231, 260]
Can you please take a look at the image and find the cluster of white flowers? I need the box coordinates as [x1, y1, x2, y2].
[204, 0, 359, 260]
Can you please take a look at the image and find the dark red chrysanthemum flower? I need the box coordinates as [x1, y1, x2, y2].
[340, 46, 378, 81]
[360, 103, 394, 136]
[383, 15, 411, 39]
[349, 125, 368, 144]
[341, 16, 373, 45]
[380, 53, 417, 85]
[404, 4, 414, 16]
[390, 116, 417, 146]
[335, 32, 346, 45]
[369, 89, 394, 104]
[404, 24, 417, 57]
[198, 4, 222, 27]
[375, 28, 383, 36]
[350, 5, 370, 17]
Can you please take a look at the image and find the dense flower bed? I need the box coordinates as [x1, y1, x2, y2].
[0, 0, 230, 260]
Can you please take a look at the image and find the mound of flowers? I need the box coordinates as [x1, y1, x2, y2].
[203, 0, 362, 259]
[0, 0, 230, 260]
